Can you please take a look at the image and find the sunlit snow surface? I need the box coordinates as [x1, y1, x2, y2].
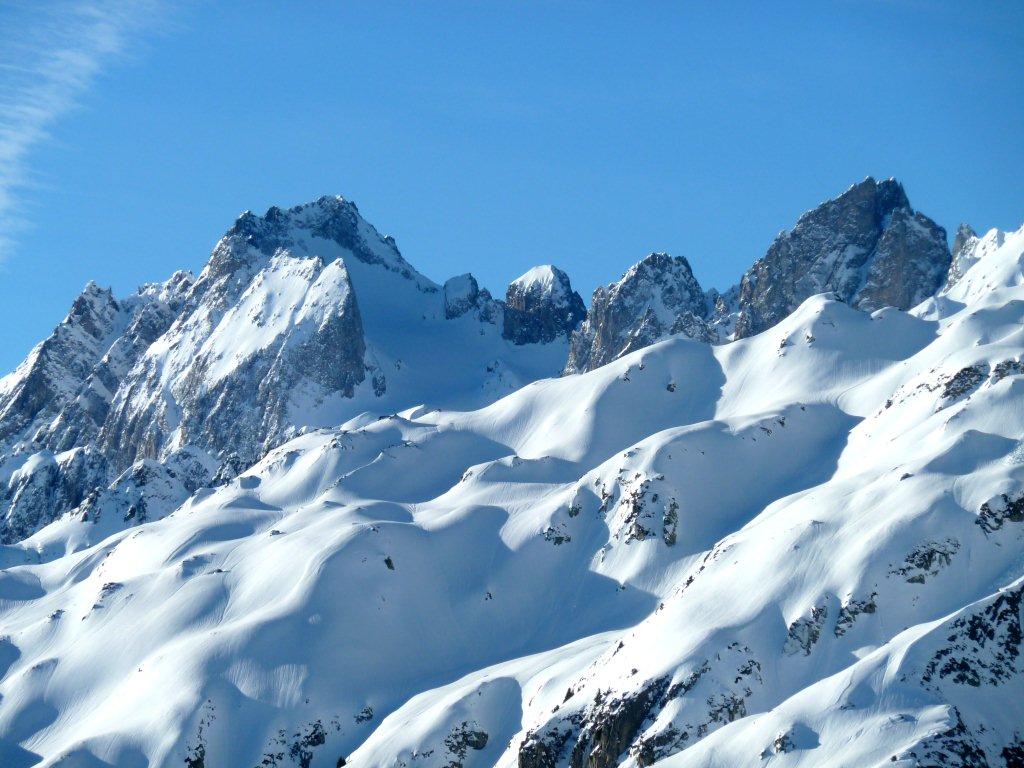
[1, 228, 1024, 767]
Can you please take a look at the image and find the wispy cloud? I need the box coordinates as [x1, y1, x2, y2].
[0, 0, 167, 261]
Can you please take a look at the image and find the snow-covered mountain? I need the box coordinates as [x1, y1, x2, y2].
[564, 177, 952, 372]
[1, 181, 1022, 768]
[0, 197, 575, 543]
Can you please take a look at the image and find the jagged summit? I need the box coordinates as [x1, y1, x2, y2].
[566, 252, 711, 373]
[207, 195, 435, 292]
[731, 176, 950, 338]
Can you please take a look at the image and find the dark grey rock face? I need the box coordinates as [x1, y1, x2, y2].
[502, 265, 586, 345]
[443, 273, 501, 324]
[733, 177, 950, 338]
[565, 253, 711, 373]
[856, 207, 951, 311]
[952, 223, 978, 262]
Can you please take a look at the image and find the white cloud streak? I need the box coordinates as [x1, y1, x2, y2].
[0, 0, 166, 261]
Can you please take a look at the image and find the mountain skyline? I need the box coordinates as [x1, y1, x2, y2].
[1, 1, 1022, 373]
[2, 4, 1022, 767]
[1, 168, 1023, 766]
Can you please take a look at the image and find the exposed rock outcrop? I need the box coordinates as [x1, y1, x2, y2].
[444, 273, 501, 324]
[566, 253, 711, 373]
[944, 224, 1008, 291]
[733, 177, 950, 338]
[502, 265, 586, 345]
[0, 282, 126, 448]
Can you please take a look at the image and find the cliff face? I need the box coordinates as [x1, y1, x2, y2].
[502, 265, 587, 346]
[566, 252, 711, 374]
[733, 177, 950, 338]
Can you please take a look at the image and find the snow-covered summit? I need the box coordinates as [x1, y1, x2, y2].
[510, 264, 568, 295]
[209, 195, 434, 292]
[502, 264, 586, 345]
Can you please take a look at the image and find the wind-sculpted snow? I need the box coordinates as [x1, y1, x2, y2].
[0, 187, 1022, 767]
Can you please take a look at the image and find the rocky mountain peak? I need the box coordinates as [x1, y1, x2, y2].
[443, 273, 482, 319]
[733, 176, 949, 338]
[67, 282, 118, 339]
[565, 252, 712, 373]
[502, 265, 586, 345]
[207, 195, 431, 292]
[442, 273, 502, 324]
[952, 223, 979, 259]
[944, 225, 1008, 292]
[224, 196, 364, 253]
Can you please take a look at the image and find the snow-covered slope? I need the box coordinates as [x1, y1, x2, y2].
[0, 198, 576, 543]
[1, 191, 1023, 767]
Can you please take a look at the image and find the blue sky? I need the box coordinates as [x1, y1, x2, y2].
[1, 1, 1021, 373]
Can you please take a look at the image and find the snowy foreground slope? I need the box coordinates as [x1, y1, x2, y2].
[1, 192, 1023, 766]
